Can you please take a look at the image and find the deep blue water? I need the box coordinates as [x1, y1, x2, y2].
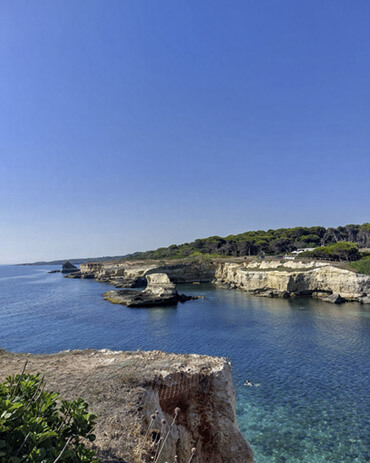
[1, 265, 370, 463]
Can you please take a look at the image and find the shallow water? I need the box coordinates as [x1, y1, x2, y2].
[1, 265, 369, 462]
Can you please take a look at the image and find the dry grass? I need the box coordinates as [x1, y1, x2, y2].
[0, 349, 223, 463]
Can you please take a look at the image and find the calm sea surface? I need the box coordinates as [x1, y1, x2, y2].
[1, 265, 369, 463]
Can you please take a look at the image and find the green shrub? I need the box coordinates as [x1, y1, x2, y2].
[350, 256, 370, 275]
[0, 373, 98, 463]
[300, 242, 360, 262]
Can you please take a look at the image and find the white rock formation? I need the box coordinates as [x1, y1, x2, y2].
[215, 261, 370, 302]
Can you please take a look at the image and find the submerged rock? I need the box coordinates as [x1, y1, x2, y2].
[61, 261, 79, 274]
[253, 289, 290, 298]
[64, 272, 95, 279]
[64, 271, 82, 278]
[104, 273, 200, 307]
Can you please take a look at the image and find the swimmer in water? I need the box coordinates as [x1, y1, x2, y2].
[244, 379, 261, 387]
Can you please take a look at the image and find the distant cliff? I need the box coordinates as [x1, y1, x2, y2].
[0, 349, 254, 463]
[77, 260, 216, 287]
[215, 260, 370, 303]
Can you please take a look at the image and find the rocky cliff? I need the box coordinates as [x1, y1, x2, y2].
[215, 260, 370, 303]
[77, 260, 216, 287]
[69, 258, 370, 304]
[0, 349, 254, 463]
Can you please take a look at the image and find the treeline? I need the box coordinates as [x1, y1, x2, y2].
[126, 223, 370, 261]
[300, 242, 361, 262]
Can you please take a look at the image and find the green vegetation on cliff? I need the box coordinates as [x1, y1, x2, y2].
[350, 256, 370, 275]
[0, 372, 97, 462]
[300, 242, 361, 262]
[125, 223, 370, 260]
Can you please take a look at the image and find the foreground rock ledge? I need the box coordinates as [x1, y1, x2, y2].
[0, 349, 254, 463]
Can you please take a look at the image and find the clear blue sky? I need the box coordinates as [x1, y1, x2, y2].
[1, 1, 369, 263]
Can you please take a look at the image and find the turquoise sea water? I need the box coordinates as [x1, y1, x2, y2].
[1, 265, 369, 462]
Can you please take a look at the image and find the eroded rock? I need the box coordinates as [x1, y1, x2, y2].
[317, 293, 346, 304]
[80, 260, 216, 287]
[104, 273, 200, 307]
[0, 349, 254, 463]
[70, 257, 370, 304]
[61, 261, 79, 274]
[215, 260, 370, 303]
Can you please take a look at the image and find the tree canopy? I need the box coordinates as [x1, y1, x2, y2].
[125, 223, 370, 260]
[300, 242, 361, 262]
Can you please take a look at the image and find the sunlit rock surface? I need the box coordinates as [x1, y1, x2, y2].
[73, 258, 370, 304]
[104, 273, 199, 307]
[0, 349, 254, 463]
[215, 260, 370, 303]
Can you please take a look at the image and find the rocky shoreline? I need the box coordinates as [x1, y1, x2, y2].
[0, 349, 254, 463]
[65, 258, 370, 305]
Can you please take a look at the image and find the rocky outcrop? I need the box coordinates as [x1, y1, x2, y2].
[61, 261, 79, 273]
[64, 271, 93, 279]
[313, 292, 346, 304]
[79, 260, 217, 287]
[0, 349, 254, 463]
[215, 260, 370, 303]
[104, 273, 200, 307]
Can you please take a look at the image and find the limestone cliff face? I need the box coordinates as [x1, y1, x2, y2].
[140, 273, 177, 298]
[0, 349, 254, 463]
[80, 261, 216, 287]
[140, 354, 254, 463]
[78, 258, 370, 303]
[215, 260, 370, 302]
[104, 273, 186, 307]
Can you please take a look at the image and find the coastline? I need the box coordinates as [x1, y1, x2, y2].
[1, 264, 369, 463]
[64, 257, 370, 305]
